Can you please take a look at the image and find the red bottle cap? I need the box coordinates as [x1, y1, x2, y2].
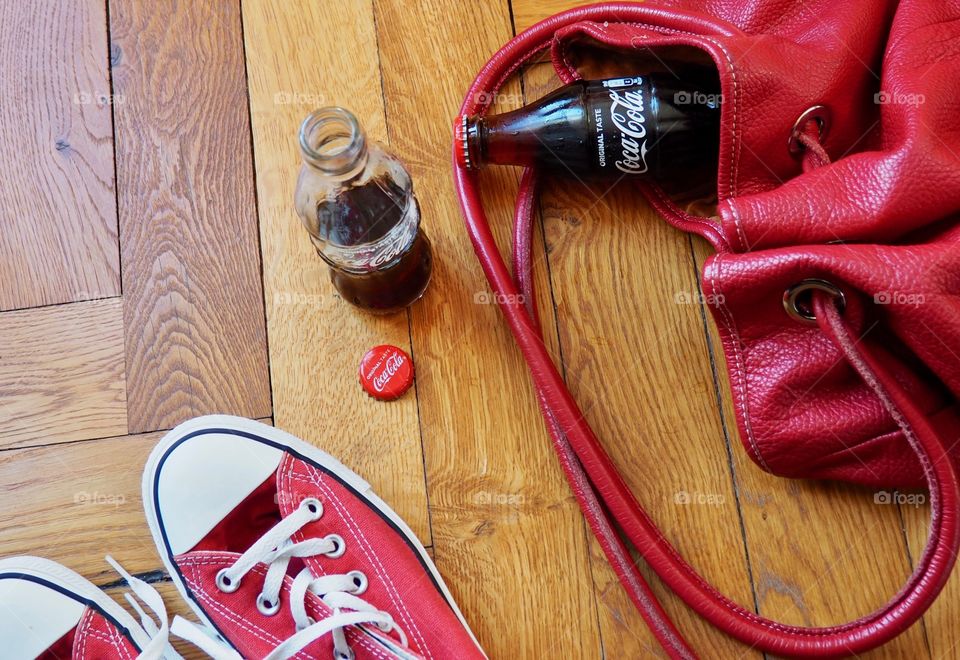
[453, 114, 473, 170]
[359, 345, 414, 401]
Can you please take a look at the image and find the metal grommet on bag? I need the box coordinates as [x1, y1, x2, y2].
[783, 278, 846, 323]
[788, 105, 832, 155]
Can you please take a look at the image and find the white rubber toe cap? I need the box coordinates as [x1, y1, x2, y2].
[0, 567, 84, 657]
[148, 418, 284, 555]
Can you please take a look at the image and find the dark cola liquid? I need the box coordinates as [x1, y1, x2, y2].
[330, 231, 432, 313]
[315, 174, 406, 245]
[315, 179, 432, 314]
[466, 74, 720, 187]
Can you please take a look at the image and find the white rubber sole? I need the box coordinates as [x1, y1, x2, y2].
[0, 555, 151, 652]
[141, 414, 485, 656]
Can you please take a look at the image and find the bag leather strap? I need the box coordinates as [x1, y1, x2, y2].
[453, 4, 960, 656]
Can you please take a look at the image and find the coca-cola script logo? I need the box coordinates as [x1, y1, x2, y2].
[608, 89, 651, 175]
[372, 352, 405, 392]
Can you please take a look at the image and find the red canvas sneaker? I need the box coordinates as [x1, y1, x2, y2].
[0, 556, 176, 659]
[143, 415, 486, 660]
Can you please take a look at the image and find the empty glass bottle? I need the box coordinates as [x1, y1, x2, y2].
[294, 107, 432, 314]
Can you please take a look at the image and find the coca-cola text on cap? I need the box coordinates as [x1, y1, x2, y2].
[359, 345, 415, 401]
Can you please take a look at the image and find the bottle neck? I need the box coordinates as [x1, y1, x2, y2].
[461, 82, 589, 171]
[462, 113, 535, 170]
[299, 107, 369, 178]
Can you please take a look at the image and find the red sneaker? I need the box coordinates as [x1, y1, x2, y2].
[0, 556, 174, 659]
[143, 415, 486, 660]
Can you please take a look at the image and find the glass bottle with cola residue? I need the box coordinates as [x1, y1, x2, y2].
[294, 107, 432, 314]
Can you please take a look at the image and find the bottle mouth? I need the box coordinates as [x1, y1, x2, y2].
[454, 114, 471, 170]
[299, 107, 367, 174]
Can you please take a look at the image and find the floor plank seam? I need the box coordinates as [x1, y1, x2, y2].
[100, 569, 170, 591]
[103, 0, 123, 299]
[0, 416, 274, 454]
[0, 294, 122, 316]
[689, 235, 763, 623]
[236, 0, 278, 425]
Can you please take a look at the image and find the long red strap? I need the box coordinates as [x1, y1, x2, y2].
[453, 5, 960, 656]
[512, 170, 696, 658]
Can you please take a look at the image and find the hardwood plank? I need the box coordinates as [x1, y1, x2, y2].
[507, 1, 754, 654]
[694, 239, 929, 658]
[0, 430, 166, 581]
[0, 419, 272, 585]
[0, 299, 126, 450]
[110, 0, 271, 433]
[903, 495, 960, 658]
[0, 0, 120, 311]
[373, 1, 602, 656]
[512, 0, 596, 32]
[240, 1, 429, 542]
[532, 159, 757, 655]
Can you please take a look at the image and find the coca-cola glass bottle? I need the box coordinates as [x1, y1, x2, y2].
[455, 72, 720, 186]
[295, 107, 432, 313]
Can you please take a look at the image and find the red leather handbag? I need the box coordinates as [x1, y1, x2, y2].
[453, 1, 960, 657]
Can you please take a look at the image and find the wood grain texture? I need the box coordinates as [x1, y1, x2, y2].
[240, 0, 429, 542]
[373, 1, 602, 656]
[110, 0, 271, 434]
[0, 419, 272, 587]
[0, 298, 126, 450]
[0, 430, 166, 581]
[528, 121, 757, 658]
[512, 0, 603, 32]
[903, 497, 960, 659]
[0, 0, 120, 311]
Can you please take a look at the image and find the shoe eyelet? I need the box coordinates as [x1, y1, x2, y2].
[215, 568, 240, 593]
[346, 570, 368, 595]
[300, 497, 323, 520]
[256, 592, 281, 616]
[324, 534, 346, 558]
[334, 648, 355, 660]
[783, 278, 846, 324]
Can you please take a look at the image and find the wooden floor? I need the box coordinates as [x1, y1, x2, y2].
[0, 1, 957, 658]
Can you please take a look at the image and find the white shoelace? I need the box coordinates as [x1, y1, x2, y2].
[105, 556, 182, 660]
[172, 496, 410, 660]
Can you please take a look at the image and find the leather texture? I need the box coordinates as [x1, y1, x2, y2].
[453, 1, 960, 657]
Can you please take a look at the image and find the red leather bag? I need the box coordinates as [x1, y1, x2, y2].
[453, 1, 960, 657]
